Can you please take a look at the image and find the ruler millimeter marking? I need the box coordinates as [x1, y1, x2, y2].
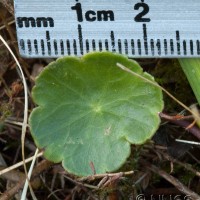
[14, 0, 200, 58]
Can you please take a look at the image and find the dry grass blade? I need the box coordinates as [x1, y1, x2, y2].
[0, 151, 43, 176]
[176, 139, 200, 146]
[21, 148, 39, 200]
[0, 35, 35, 199]
[0, 20, 15, 30]
[116, 63, 200, 122]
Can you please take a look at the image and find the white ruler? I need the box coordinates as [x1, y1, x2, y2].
[14, 0, 200, 58]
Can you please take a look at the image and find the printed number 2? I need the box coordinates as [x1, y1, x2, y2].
[134, 1, 151, 22]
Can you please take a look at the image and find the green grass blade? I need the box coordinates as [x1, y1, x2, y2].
[179, 58, 200, 105]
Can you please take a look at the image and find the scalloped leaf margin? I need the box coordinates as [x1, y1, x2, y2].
[29, 52, 163, 176]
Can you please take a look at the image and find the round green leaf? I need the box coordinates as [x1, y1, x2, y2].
[29, 52, 163, 176]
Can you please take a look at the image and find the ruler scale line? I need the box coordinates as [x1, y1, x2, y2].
[164, 39, 167, 55]
[73, 39, 77, 55]
[197, 40, 200, 55]
[156, 39, 161, 55]
[99, 40, 103, 51]
[143, 24, 148, 55]
[131, 39, 135, 55]
[118, 39, 122, 54]
[41, 39, 45, 55]
[27, 39, 32, 55]
[78, 24, 84, 55]
[183, 40, 187, 55]
[34, 39, 38, 55]
[176, 31, 181, 55]
[92, 39, 96, 51]
[54, 40, 58, 55]
[124, 39, 128, 55]
[105, 39, 109, 51]
[150, 39, 154, 56]
[66, 40, 71, 55]
[190, 40, 194, 55]
[46, 31, 51, 56]
[20, 39, 25, 54]
[170, 39, 174, 55]
[137, 39, 141, 55]
[60, 40, 64, 55]
[86, 39, 89, 53]
[110, 31, 116, 52]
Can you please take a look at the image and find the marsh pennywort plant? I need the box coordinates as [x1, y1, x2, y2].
[29, 52, 163, 176]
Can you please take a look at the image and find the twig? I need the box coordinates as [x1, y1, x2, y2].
[78, 171, 134, 182]
[160, 112, 200, 140]
[64, 175, 98, 190]
[159, 112, 193, 121]
[63, 175, 98, 200]
[141, 160, 200, 199]
[161, 152, 200, 178]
